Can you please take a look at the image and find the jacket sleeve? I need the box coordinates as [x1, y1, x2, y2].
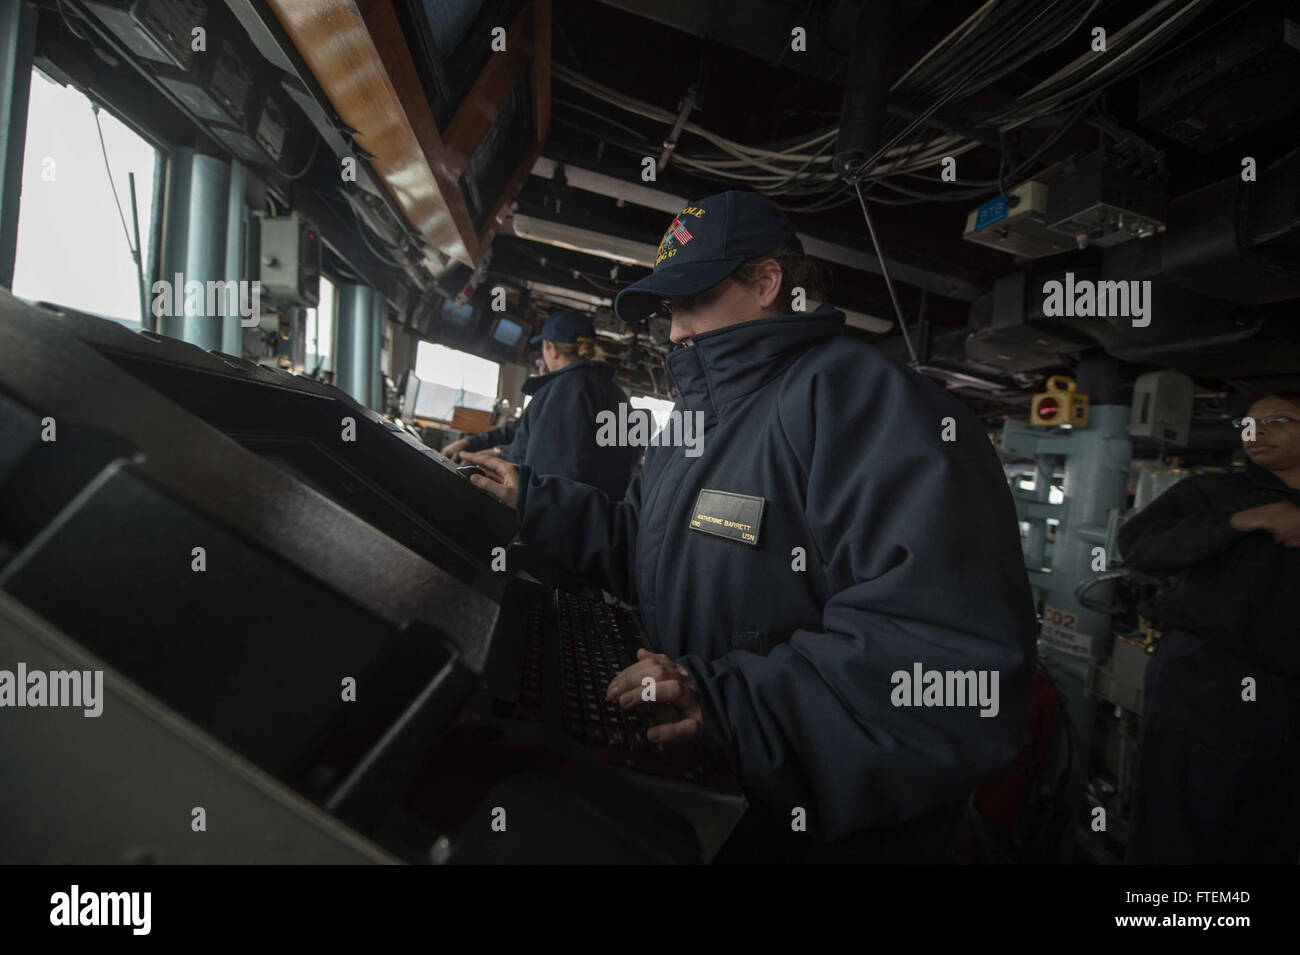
[465, 418, 518, 452]
[677, 366, 1037, 840]
[1117, 477, 1244, 572]
[515, 466, 643, 601]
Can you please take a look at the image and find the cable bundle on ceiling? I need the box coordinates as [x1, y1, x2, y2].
[551, 0, 1226, 211]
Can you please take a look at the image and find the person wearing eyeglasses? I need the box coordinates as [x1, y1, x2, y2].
[459, 190, 1036, 863]
[1118, 392, 1300, 864]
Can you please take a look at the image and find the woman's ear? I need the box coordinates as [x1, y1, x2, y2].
[754, 259, 784, 311]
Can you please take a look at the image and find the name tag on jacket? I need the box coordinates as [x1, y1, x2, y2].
[689, 489, 764, 546]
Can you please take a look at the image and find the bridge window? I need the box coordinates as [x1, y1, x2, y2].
[11, 68, 161, 327]
[412, 341, 501, 421]
[304, 277, 337, 375]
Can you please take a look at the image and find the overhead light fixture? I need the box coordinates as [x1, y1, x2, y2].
[523, 281, 612, 308]
[511, 214, 659, 267]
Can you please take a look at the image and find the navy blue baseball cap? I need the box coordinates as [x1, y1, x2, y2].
[529, 308, 595, 344]
[614, 190, 799, 322]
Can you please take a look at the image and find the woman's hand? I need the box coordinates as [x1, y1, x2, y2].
[1230, 501, 1300, 546]
[607, 649, 703, 745]
[460, 450, 520, 508]
[441, 438, 470, 461]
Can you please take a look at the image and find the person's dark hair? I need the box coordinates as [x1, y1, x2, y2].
[1248, 391, 1300, 410]
[731, 241, 830, 312]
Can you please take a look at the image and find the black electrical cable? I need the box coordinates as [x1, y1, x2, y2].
[966, 0, 1098, 97]
[556, 85, 844, 188]
[904, 0, 1077, 101]
[885, 0, 1111, 179]
[863, 0, 1080, 174]
[918, 0, 1081, 101]
[550, 116, 656, 158]
[1006, 0, 1216, 117]
[852, 185, 927, 207]
[868, 175, 994, 202]
[553, 98, 658, 145]
[756, 133, 839, 193]
[865, 91, 1100, 207]
[552, 0, 1207, 212]
[553, 0, 1211, 210]
[996, 127, 1011, 200]
[1006, 90, 1101, 182]
[282, 135, 321, 181]
[55, 0, 92, 40]
[340, 195, 407, 268]
[900, 169, 1000, 187]
[1059, 0, 1257, 110]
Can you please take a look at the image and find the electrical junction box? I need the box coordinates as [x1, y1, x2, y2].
[1138, 0, 1300, 152]
[259, 213, 322, 307]
[1045, 147, 1167, 249]
[1129, 369, 1194, 445]
[83, 0, 209, 71]
[150, 39, 258, 130]
[254, 94, 290, 163]
[963, 179, 1076, 259]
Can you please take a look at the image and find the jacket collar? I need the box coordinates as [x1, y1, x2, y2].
[522, 358, 607, 396]
[665, 304, 846, 418]
[1246, 460, 1300, 496]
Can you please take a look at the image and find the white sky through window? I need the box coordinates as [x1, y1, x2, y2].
[416, 341, 500, 395]
[12, 69, 159, 327]
[413, 341, 501, 420]
[305, 277, 337, 373]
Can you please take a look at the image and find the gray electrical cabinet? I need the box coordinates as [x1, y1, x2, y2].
[1129, 369, 1194, 445]
[259, 212, 322, 306]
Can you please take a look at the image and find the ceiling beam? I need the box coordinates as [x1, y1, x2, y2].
[530, 157, 988, 301]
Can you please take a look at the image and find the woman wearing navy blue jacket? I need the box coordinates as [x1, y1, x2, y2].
[463, 191, 1037, 862]
[443, 309, 638, 501]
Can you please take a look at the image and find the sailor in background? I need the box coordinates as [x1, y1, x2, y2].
[443, 309, 639, 501]
[1119, 392, 1300, 864]
[463, 190, 1036, 863]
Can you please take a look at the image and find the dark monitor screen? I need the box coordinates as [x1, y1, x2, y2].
[396, 0, 522, 128]
[459, 70, 535, 230]
[491, 316, 524, 348]
[422, 0, 483, 59]
[440, 300, 477, 328]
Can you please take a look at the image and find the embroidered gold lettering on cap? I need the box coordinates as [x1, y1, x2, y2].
[655, 206, 708, 265]
[689, 488, 765, 546]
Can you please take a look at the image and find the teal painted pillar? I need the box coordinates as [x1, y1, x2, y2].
[158, 148, 237, 350]
[221, 158, 248, 356]
[336, 282, 380, 408]
[0, 1, 35, 290]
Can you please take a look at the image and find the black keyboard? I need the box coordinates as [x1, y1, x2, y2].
[511, 588, 722, 784]
[516, 602, 546, 715]
[554, 590, 665, 758]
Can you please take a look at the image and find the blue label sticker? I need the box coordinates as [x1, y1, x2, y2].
[974, 196, 1008, 231]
